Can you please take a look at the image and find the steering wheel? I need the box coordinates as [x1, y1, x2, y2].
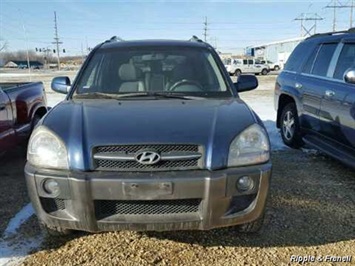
[169, 79, 204, 92]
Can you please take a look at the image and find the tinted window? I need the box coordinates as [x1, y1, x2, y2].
[248, 60, 254, 65]
[284, 42, 311, 72]
[302, 46, 319, 74]
[333, 43, 355, 80]
[243, 59, 248, 65]
[311, 43, 337, 77]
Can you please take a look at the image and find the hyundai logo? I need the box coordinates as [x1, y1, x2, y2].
[135, 150, 161, 165]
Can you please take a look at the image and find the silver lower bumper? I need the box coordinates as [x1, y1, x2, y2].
[25, 163, 271, 232]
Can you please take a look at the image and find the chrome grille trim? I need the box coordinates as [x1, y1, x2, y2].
[93, 151, 202, 161]
[92, 144, 204, 171]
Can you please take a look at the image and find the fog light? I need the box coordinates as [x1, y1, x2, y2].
[236, 176, 254, 192]
[43, 179, 60, 196]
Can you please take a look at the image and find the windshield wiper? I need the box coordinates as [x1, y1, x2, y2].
[74, 92, 204, 100]
[73, 92, 121, 99]
[114, 92, 204, 100]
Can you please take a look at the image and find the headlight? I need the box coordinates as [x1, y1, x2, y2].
[228, 124, 270, 167]
[27, 126, 69, 169]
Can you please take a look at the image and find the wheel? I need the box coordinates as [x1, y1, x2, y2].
[261, 68, 268, 75]
[280, 103, 303, 148]
[274, 65, 280, 71]
[233, 69, 241, 76]
[237, 212, 265, 233]
[39, 221, 72, 237]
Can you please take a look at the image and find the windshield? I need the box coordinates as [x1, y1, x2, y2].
[74, 47, 231, 98]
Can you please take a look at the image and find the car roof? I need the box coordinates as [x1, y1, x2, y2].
[305, 30, 355, 44]
[100, 39, 212, 50]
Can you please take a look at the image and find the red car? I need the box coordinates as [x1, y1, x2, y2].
[0, 82, 48, 152]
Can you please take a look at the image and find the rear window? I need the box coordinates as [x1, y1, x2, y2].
[284, 42, 314, 72]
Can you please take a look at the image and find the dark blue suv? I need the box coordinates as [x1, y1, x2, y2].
[275, 29, 355, 168]
[25, 37, 271, 236]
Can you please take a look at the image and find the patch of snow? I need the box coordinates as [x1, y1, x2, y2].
[3, 203, 34, 238]
[0, 203, 42, 265]
[0, 235, 43, 266]
[46, 93, 66, 108]
[242, 95, 288, 151]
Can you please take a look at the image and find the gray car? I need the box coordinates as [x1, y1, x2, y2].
[25, 37, 272, 236]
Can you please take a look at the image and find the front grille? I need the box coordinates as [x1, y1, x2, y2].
[93, 144, 203, 171]
[40, 197, 65, 213]
[96, 144, 199, 154]
[95, 199, 201, 219]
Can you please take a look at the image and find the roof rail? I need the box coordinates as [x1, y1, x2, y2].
[306, 28, 355, 39]
[189, 36, 203, 43]
[104, 36, 125, 43]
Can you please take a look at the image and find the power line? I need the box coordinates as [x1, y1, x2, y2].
[294, 13, 324, 37]
[52, 11, 63, 70]
[325, 0, 353, 31]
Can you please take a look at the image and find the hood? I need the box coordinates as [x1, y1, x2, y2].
[44, 98, 257, 170]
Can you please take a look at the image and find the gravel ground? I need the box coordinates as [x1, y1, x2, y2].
[0, 147, 29, 235]
[1, 70, 354, 265]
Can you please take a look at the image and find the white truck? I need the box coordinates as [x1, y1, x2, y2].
[223, 58, 270, 76]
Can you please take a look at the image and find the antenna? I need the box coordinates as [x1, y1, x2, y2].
[52, 11, 63, 70]
[294, 13, 323, 36]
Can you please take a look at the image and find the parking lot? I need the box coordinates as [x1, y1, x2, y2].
[0, 70, 354, 265]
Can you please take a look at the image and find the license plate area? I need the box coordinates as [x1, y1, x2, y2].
[123, 181, 173, 199]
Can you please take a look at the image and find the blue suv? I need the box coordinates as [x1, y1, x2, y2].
[275, 29, 355, 168]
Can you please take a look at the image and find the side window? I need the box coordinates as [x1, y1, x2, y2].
[302, 46, 320, 74]
[333, 43, 355, 80]
[76, 53, 104, 93]
[311, 43, 337, 77]
[243, 59, 248, 65]
[248, 59, 254, 65]
[284, 42, 311, 72]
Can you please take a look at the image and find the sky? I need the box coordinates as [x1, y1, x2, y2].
[0, 0, 353, 56]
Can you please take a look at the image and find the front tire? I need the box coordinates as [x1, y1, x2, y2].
[274, 65, 280, 71]
[261, 68, 268, 75]
[234, 69, 241, 76]
[280, 103, 303, 148]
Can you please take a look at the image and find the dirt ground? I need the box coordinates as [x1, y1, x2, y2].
[0, 70, 354, 265]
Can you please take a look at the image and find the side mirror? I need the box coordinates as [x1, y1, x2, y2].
[344, 69, 355, 84]
[234, 74, 258, 93]
[51, 76, 71, 94]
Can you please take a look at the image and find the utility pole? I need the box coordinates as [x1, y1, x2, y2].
[294, 13, 323, 37]
[18, 9, 31, 80]
[52, 11, 63, 70]
[342, 0, 355, 28]
[351, 0, 354, 27]
[325, 0, 349, 31]
[203, 17, 208, 42]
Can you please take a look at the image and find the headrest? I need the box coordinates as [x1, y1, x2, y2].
[119, 64, 141, 81]
[150, 61, 163, 73]
[172, 63, 194, 81]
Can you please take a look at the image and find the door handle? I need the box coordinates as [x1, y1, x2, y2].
[325, 90, 335, 97]
[295, 82, 302, 89]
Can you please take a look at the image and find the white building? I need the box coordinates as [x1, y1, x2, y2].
[246, 37, 306, 68]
